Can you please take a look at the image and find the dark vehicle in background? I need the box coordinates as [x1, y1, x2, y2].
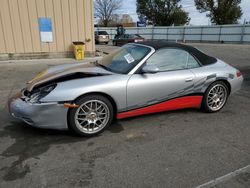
[113, 34, 145, 46]
[95, 31, 109, 44]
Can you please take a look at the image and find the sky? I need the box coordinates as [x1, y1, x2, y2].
[118, 0, 250, 25]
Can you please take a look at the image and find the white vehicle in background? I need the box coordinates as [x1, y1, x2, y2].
[95, 31, 110, 44]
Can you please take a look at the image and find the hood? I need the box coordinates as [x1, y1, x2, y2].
[26, 62, 114, 91]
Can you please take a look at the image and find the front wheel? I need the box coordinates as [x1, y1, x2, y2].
[68, 95, 114, 137]
[202, 81, 229, 113]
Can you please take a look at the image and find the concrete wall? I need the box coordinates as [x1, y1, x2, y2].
[0, 0, 95, 56]
[96, 24, 250, 44]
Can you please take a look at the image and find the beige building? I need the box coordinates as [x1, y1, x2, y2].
[0, 0, 95, 59]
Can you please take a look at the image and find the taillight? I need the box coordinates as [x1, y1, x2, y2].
[236, 70, 242, 77]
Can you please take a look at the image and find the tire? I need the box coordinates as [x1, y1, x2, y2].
[68, 95, 114, 137]
[113, 41, 117, 46]
[202, 81, 229, 113]
[105, 42, 109, 45]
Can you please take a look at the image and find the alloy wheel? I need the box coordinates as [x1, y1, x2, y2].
[74, 100, 110, 134]
[206, 84, 227, 111]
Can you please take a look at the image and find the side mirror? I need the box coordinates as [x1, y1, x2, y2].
[141, 64, 159, 74]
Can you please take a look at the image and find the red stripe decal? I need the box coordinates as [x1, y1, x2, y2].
[117, 96, 203, 119]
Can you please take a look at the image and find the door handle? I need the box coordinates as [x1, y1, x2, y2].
[185, 77, 193, 82]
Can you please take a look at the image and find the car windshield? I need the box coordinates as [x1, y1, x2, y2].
[98, 44, 151, 74]
[129, 34, 142, 38]
[122, 34, 141, 38]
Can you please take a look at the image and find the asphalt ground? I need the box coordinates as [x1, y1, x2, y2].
[0, 43, 250, 188]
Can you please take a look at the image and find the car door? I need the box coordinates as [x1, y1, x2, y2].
[126, 48, 199, 110]
[126, 34, 136, 44]
[116, 35, 125, 46]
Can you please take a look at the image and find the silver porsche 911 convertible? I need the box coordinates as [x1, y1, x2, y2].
[8, 41, 243, 136]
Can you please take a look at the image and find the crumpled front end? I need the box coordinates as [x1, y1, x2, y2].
[8, 91, 68, 130]
[7, 62, 116, 130]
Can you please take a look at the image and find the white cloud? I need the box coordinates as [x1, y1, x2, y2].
[241, 0, 250, 23]
[115, 0, 138, 22]
[181, 0, 209, 25]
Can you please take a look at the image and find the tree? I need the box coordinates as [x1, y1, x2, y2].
[194, 0, 242, 25]
[136, 0, 190, 26]
[109, 14, 135, 27]
[111, 14, 120, 25]
[120, 14, 133, 24]
[94, 0, 123, 27]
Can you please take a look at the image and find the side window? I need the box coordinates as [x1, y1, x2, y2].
[117, 35, 124, 39]
[187, 54, 200, 69]
[147, 48, 188, 71]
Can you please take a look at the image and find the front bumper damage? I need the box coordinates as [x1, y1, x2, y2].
[8, 91, 68, 130]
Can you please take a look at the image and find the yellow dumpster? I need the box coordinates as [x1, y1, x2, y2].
[73, 41, 85, 60]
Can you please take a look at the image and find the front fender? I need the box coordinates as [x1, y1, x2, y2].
[40, 75, 130, 112]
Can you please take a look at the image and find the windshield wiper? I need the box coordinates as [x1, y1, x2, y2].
[94, 60, 110, 71]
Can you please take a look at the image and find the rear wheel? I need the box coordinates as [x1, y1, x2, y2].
[202, 81, 229, 113]
[68, 95, 113, 136]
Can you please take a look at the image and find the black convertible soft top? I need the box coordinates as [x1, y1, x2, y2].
[137, 41, 217, 65]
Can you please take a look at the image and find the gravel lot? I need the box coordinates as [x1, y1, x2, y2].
[0, 43, 250, 188]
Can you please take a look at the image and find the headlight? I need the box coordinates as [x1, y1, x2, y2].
[29, 84, 57, 103]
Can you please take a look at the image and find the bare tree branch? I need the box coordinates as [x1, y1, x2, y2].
[94, 0, 123, 26]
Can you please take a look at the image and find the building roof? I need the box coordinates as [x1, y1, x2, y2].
[137, 41, 217, 65]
